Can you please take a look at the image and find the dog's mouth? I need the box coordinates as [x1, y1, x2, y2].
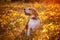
[25, 10, 32, 13]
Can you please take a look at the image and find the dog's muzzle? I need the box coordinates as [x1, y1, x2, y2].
[24, 8, 32, 15]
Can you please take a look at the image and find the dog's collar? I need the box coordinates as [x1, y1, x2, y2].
[30, 15, 39, 20]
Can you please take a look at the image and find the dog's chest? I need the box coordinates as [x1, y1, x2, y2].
[28, 18, 40, 29]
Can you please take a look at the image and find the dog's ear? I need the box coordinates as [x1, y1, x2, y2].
[30, 8, 38, 17]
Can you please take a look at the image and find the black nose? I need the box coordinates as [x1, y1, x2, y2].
[24, 9, 25, 12]
[24, 9, 25, 10]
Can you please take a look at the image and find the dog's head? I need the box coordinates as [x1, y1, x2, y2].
[24, 8, 38, 16]
[24, 8, 33, 16]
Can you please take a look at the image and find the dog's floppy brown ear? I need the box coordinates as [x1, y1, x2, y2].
[30, 8, 38, 17]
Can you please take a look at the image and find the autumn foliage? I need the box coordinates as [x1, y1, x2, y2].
[0, 1, 60, 40]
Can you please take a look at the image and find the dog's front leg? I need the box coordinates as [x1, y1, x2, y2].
[27, 27, 30, 36]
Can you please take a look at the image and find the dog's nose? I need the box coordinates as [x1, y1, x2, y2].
[24, 9, 25, 10]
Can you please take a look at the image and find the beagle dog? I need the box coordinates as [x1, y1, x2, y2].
[24, 8, 40, 36]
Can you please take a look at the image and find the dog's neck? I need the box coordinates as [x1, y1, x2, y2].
[30, 15, 39, 20]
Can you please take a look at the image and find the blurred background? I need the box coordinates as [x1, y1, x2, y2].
[0, 0, 60, 40]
